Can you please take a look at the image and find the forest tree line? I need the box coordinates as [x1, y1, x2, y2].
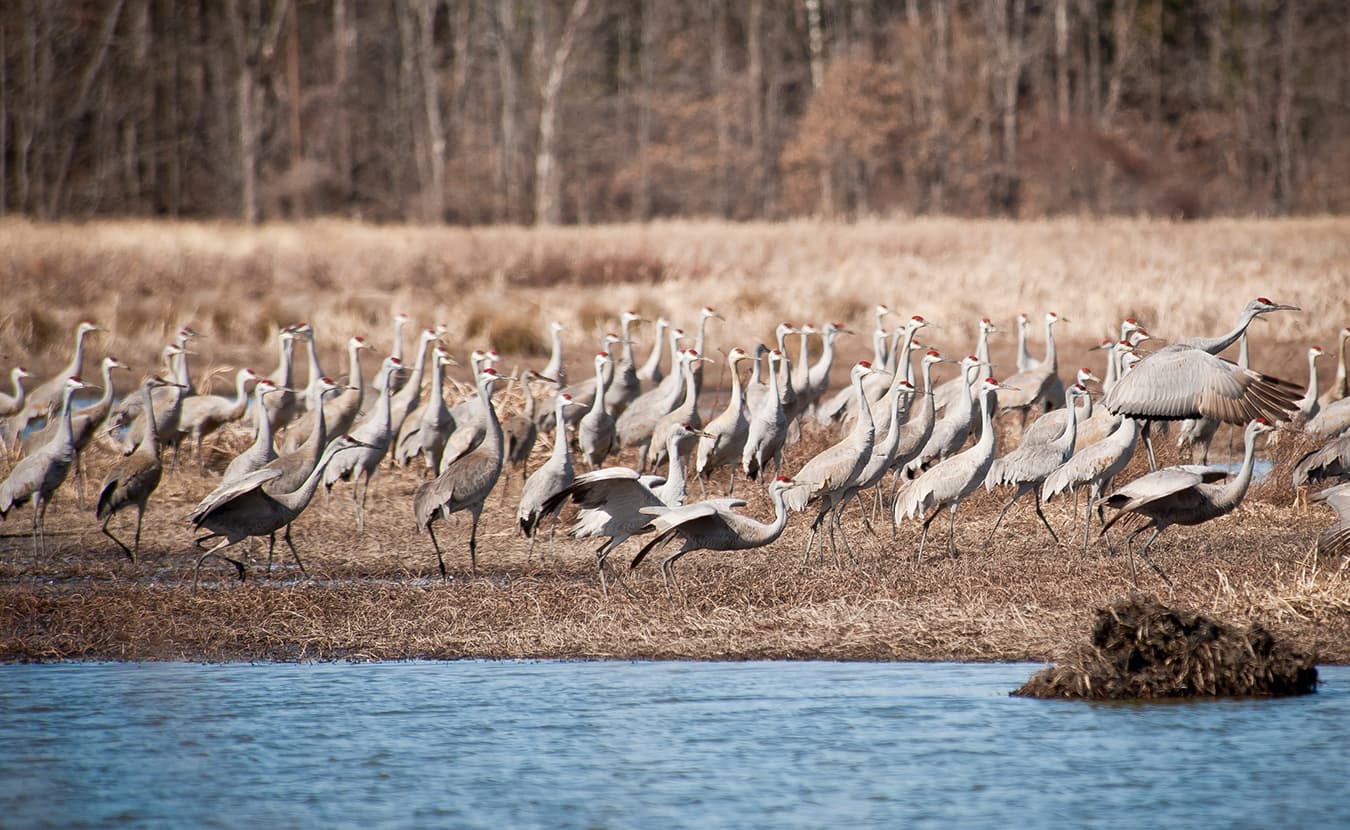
[2, 0, 1348, 224]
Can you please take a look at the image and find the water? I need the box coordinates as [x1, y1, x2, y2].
[1, 661, 1346, 829]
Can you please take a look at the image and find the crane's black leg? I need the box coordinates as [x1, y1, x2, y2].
[131, 505, 144, 562]
[283, 524, 306, 574]
[917, 504, 942, 562]
[101, 516, 134, 562]
[1136, 529, 1173, 587]
[1032, 490, 1060, 545]
[468, 509, 481, 574]
[945, 502, 960, 559]
[986, 491, 1020, 544]
[265, 532, 277, 574]
[428, 524, 448, 581]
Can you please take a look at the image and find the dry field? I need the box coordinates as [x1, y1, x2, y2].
[2, 217, 1349, 664]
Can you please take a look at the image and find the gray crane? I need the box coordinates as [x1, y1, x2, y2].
[932, 318, 995, 414]
[505, 369, 548, 482]
[290, 322, 327, 412]
[579, 352, 618, 470]
[629, 475, 797, 590]
[260, 328, 300, 433]
[742, 349, 789, 482]
[801, 321, 851, 416]
[617, 326, 687, 455]
[1020, 368, 1102, 448]
[1041, 416, 1142, 554]
[646, 349, 711, 472]
[895, 377, 1008, 560]
[21, 355, 128, 461]
[175, 367, 259, 467]
[1102, 297, 1301, 467]
[188, 434, 368, 589]
[221, 380, 284, 482]
[1320, 327, 1350, 408]
[1292, 431, 1350, 493]
[636, 316, 670, 385]
[389, 328, 444, 440]
[695, 347, 752, 493]
[0, 377, 88, 561]
[372, 312, 411, 394]
[539, 333, 621, 432]
[998, 312, 1065, 428]
[539, 422, 703, 589]
[395, 346, 455, 473]
[13, 320, 98, 431]
[323, 356, 402, 532]
[518, 393, 585, 547]
[1075, 344, 1141, 449]
[413, 367, 508, 578]
[880, 351, 950, 520]
[285, 335, 372, 452]
[907, 355, 983, 473]
[832, 378, 916, 541]
[119, 343, 190, 458]
[783, 362, 877, 560]
[1100, 418, 1275, 585]
[95, 376, 181, 562]
[984, 383, 1089, 543]
[1310, 482, 1350, 558]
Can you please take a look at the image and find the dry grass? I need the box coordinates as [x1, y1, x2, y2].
[1, 217, 1349, 663]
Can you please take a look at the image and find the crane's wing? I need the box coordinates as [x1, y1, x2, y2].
[187, 467, 283, 524]
[1293, 433, 1350, 486]
[1104, 346, 1301, 423]
[1102, 467, 1212, 512]
[1313, 483, 1350, 522]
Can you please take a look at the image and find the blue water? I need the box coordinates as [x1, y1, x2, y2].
[1, 661, 1345, 829]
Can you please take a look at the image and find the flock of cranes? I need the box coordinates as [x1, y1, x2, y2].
[2, 294, 1347, 591]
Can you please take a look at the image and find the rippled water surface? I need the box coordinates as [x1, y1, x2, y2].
[1, 661, 1346, 829]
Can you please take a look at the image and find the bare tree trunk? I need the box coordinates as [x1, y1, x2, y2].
[493, 0, 521, 223]
[225, 0, 290, 224]
[415, 0, 446, 222]
[1055, 0, 1069, 124]
[534, 0, 591, 225]
[748, 0, 766, 216]
[636, 0, 656, 220]
[0, 19, 6, 216]
[803, 0, 832, 215]
[286, 0, 305, 217]
[333, 0, 354, 206]
[1102, 0, 1137, 127]
[710, 0, 730, 218]
[1275, 0, 1298, 211]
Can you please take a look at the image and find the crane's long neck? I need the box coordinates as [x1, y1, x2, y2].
[898, 326, 919, 385]
[481, 382, 503, 456]
[973, 387, 997, 458]
[1016, 320, 1033, 372]
[594, 361, 610, 415]
[724, 359, 744, 416]
[663, 433, 690, 503]
[1238, 332, 1250, 370]
[1218, 426, 1264, 511]
[65, 329, 88, 378]
[975, 327, 992, 373]
[767, 358, 781, 406]
[754, 485, 792, 546]
[376, 369, 395, 433]
[9, 369, 26, 409]
[406, 338, 432, 396]
[677, 358, 698, 413]
[347, 344, 365, 411]
[227, 372, 252, 420]
[86, 362, 116, 416]
[546, 329, 565, 379]
[796, 332, 811, 380]
[877, 386, 908, 456]
[549, 399, 572, 468]
[696, 317, 709, 356]
[1103, 347, 1119, 391]
[619, 319, 636, 368]
[814, 332, 837, 379]
[56, 386, 79, 450]
[304, 337, 323, 387]
[429, 358, 444, 410]
[640, 322, 667, 379]
[521, 379, 537, 420]
[277, 440, 348, 510]
[1191, 310, 1259, 356]
[1056, 393, 1080, 453]
[953, 365, 978, 420]
[1299, 352, 1319, 413]
[666, 331, 682, 376]
[873, 330, 889, 371]
[251, 389, 275, 450]
[1043, 319, 1058, 372]
[749, 351, 763, 386]
[1079, 388, 1094, 421]
[1336, 332, 1350, 398]
[138, 384, 159, 456]
[849, 371, 875, 450]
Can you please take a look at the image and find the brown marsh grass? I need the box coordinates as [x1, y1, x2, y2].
[1, 217, 1349, 663]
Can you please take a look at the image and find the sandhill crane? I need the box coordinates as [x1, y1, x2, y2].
[832, 378, 917, 540]
[744, 344, 770, 417]
[907, 355, 982, 473]
[542, 320, 568, 389]
[802, 322, 850, 416]
[22, 356, 128, 468]
[647, 349, 711, 472]
[743, 349, 789, 482]
[1076, 344, 1141, 449]
[373, 312, 411, 394]
[323, 356, 402, 532]
[789, 323, 817, 405]
[222, 380, 284, 482]
[616, 330, 688, 461]
[1310, 482, 1350, 557]
[822, 315, 927, 427]
[95, 376, 181, 562]
[883, 351, 950, 502]
[784, 362, 877, 559]
[518, 393, 585, 546]
[894, 378, 1009, 560]
[605, 310, 644, 418]
[188, 434, 369, 588]
[636, 316, 670, 385]
[1320, 327, 1350, 407]
[998, 312, 1065, 428]
[14, 320, 98, 430]
[873, 304, 895, 365]
[176, 367, 259, 467]
[579, 352, 618, 470]
[985, 383, 1089, 543]
[629, 475, 797, 590]
[116, 344, 189, 459]
[1099, 321, 1150, 395]
[1304, 393, 1350, 440]
[689, 306, 722, 387]
[539, 422, 703, 587]
[1041, 416, 1142, 554]
[695, 347, 752, 493]
[1100, 418, 1276, 585]
[1103, 297, 1301, 466]
[396, 347, 455, 473]
[505, 369, 548, 482]
[539, 332, 620, 432]
[933, 318, 995, 414]
[772, 322, 799, 421]
[261, 328, 300, 432]
[1292, 432, 1350, 493]
[1020, 368, 1102, 448]
[413, 368, 508, 577]
[0, 366, 32, 418]
[0, 377, 89, 561]
[285, 335, 371, 452]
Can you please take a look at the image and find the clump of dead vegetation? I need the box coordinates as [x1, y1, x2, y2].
[1013, 593, 1318, 699]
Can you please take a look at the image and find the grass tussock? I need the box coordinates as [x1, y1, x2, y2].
[1013, 594, 1318, 699]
